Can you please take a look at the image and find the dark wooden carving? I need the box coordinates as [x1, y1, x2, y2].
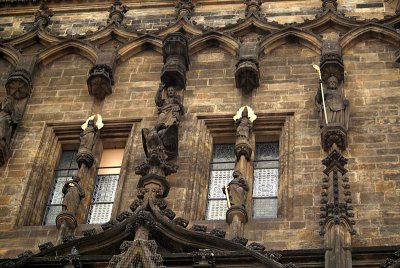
[175, 0, 195, 18]
[244, 0, 262, 18]
[235, 40, 260, 93]
[161, 32, 189, 89]
[108, 0, 128, 24]
[319, 149, 355, 235]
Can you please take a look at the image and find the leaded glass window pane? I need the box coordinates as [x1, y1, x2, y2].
[206, 144, 234, 220]
[207, 200, 228, 220]
[87, 174, 119, 224]
[253, 142, 279, 219]
[44, 151, 78, 225]
[253, 198, 277, 218]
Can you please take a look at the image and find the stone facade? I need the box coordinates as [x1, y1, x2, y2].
[0, 0, 399, 267]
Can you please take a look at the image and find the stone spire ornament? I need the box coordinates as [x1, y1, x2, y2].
[34, 1, 54, 28]
[244, 0, 262, 18]
[175, 0, 195, 19]
[108, 0, 128, 24]
[322, 0, 338, 11]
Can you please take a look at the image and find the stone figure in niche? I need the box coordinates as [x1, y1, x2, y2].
[142, 123, 178, 162]
[155, 83, 184, 126]
[0, 98, 19, 165]
[79, 119, 98, 152]
[61, 176, 85, 215]
[235, 107, 252, 143]
[223, 170, 249, 207]
[315, 75, 349, 129]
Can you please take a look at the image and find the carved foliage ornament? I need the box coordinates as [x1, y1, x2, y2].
[108, 0, 128, 24]
[34, 2, 54, 28]
[175, 0, 195, 18]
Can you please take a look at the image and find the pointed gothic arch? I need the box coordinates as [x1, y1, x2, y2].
[117, 34, 163, 62]
[189, 31, 240, 57]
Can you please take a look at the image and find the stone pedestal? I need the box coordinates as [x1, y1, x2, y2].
[226, 205, 248, 239]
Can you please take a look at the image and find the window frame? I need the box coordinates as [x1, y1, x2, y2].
[17, 118, 140, 227]
[191, 113, 295, 222]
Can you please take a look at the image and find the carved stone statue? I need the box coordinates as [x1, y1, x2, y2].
[61, 176, 85, 215]
[155, 83, 184, 126]
[224, 170, 249, 207]
[76, 119, 99, 168]
[142, 123, 178, 162]
[0, 98, 19, 166]
[79, 119, 98, 151]
[234, 107, 253, 160]
[316, 75, 349, 129]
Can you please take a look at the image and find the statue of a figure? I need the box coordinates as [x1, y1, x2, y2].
[316, 75, 349, 129]
[223, 170, 249, 207]
[79, 119, 98, 152]
[142, 123, 178, 161]
[0, 98, 19, 164]
[155, 83, 184, 126]
[235, 107, 252, 143]
[61, 176, 85, 215]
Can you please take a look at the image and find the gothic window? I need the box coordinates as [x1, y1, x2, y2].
[87, 148, 124, 224]
[205, 143, 235, 220]
[252, 142, 279, 218]
[43, 150, 78, 225]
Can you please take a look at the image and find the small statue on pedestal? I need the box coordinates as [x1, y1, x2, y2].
[223, 170, 249, 208]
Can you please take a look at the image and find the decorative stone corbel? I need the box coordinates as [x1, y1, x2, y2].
[108, 0, 128, 24]
[87, 52, 116, 100]
[322, 0, 338, 11]
[244, 0, 262, 18]
[175, 0, 195, 19]
[34, 1, 54, 29]
[161, 32, 190, 89]
[235, 40, 260, 93]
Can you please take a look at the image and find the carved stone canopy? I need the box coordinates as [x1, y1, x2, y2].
[5, 69, 32, 100]
[320, 40, 344, 83]
[161, 32, 190, 89]
[87, 64, 114, 99]
[235, 42, 260, 93]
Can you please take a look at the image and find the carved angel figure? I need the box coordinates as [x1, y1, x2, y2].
[223, 170, 249, 207]
[316, 75, 349, 129]
[142, 123, 179, 161]
[155, 83, 184, 126]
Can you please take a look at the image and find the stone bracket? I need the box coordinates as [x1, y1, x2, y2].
[87, 52, 116, 100]
[161, 32, 189, 89]
[235, 42, 260, 93]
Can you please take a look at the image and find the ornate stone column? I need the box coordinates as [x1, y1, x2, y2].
[224, 106, 256, 239]
[315, 40, 355, 268]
